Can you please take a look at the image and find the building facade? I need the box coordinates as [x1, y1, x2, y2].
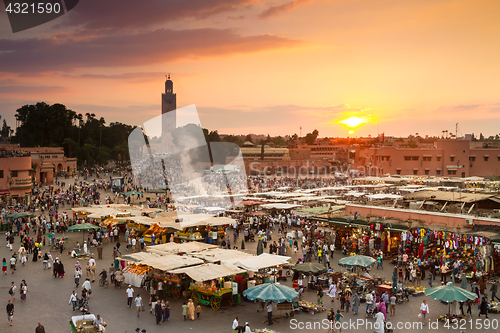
[23, 147, 77, 184]
[354, 139, 500, 178]
[0, 148, 32, 199]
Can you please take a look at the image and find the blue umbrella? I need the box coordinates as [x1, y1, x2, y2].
[244, 283, 299, 303]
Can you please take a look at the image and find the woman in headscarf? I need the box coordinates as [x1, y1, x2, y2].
[187, 299, 195, 321]
[479, 296, 489, 318]
[57, 260, 65, 277]
[377, 300, 387, 320]
[32, 245, 38, 262]
[352, 293, 360, 315]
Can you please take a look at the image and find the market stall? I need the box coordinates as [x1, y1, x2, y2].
[143, 255, 204, 299]
[169, 263, 246, 310]
[146, 242, 217, 255]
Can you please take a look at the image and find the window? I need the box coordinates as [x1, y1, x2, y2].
[448, 170, 457, 175]
[469, 156, 476, 162]
[0, 170, 3, 178]
[423, 156, 432, 161]
[413, 170, 418, 175]
[437, 156, 441, 161]
[404, 156, 419, 161]
[396, 170, 401, 175]
[450, 156, 455, 162]
[11, 171, 18, 177]
[425, 170, 430, 175]
[484, 156, 489, 162]
[436, 169, 441, 175]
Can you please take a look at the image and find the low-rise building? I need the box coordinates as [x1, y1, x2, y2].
[0, 148, 32, 199]
[24, 147, 77, 184]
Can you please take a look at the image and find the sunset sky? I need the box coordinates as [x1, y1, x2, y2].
[1, 0, 499, 138]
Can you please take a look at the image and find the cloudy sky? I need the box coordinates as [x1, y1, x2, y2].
[1, 0, 499, 138]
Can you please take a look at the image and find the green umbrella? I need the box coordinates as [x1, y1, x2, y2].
[244, 283, 299, 303]
[124, 191, 143, 195]
[338, 255, 376, 269]
[67, 223, 100, 232]
[293, 262, 327, 275]
[424, 284, 477, 303]
[68, 223, 100, 242]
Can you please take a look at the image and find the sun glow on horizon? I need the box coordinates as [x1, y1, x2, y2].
[338, 115, 373, 129]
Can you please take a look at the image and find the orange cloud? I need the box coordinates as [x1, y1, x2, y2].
[259, 0, 312, 18]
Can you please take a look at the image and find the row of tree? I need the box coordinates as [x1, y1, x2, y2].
[12, 102, 133, 167]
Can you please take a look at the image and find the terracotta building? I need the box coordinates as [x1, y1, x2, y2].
[0, 147, 32, 199]
[23, 147, 77, 184]
[354, 139, 500, 178]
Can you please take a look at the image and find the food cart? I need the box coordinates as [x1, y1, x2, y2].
[70, 314, 98, 333]
[169, 263, 246, 311]
[189, 283, 234, 310]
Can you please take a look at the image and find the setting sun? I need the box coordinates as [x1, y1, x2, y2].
[338, 116, 372, 129]
[348, 130, 355, 135]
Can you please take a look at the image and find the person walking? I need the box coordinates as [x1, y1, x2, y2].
[479, 296, 489, 318]
[195, 303, 202, 319]
[267, 302, 273, 325]
[19, 280, 27, 303]
[9, 281, 16, 302]
[420, 300, 429, 325]
[366, 291, 374, 314]
[75, 267, 82, 287]
[162, 300, 170, 322]
[6, 300, 14, 326]
[326, 307, 335, 333]
[154, 301, 162, 325]
[89, 257, 96, 282]
[182, 302, 187, 321]
[97, 243, 103, 260]
[2, 258, 7, 275]
[352, 293, 360, 315]
[389, 294, 396, 316]
[126, 285, 134, 308]
[328, 282, 337, 303]
[135, 294, 143, 318]
[334, 309, 344, 333]
[491, 282, 500, 302]
[187, 299, 195, 321]
[10, 255, 16, 274]
[317, 285, 324, 306]
[69, 291, 78, 312]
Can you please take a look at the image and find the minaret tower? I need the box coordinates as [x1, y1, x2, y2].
[161, 74, 176, 150]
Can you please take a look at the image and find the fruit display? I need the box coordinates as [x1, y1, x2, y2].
[252, 329, 279, 333]
[144, 224, 166, 236]
[123, 264, 151, 275]
[298, 301, 325, 313]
